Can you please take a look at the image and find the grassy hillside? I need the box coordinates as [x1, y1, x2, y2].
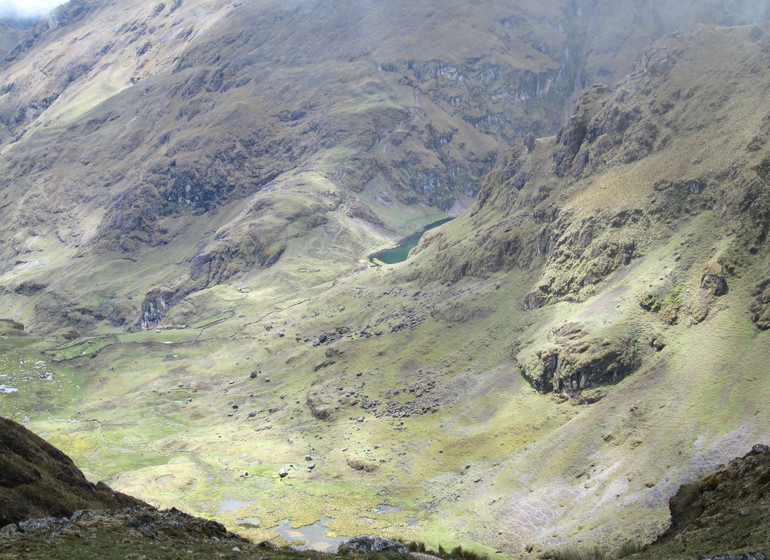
[0, 0, 766, 336]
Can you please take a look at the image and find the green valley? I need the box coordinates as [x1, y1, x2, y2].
[1, 2, 769, 559]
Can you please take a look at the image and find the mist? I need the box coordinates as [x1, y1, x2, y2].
[0, 0, 63, 19]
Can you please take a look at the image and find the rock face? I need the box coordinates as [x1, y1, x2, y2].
[638, 445, 770, 559]
[0, 417, 146, 527]
[516, 323, 642, 395]
[750, 278, 770, 330]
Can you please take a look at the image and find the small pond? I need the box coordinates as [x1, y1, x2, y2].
[369, 217, 453, 264]
[218, 499, 256, 513]
[271, 515, 349, 553]
[374, 504, 404, 513]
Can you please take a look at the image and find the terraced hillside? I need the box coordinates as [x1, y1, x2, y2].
[0, 1, 769, 558]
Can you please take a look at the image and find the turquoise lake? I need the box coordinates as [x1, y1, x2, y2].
[368, 217, 453, 264]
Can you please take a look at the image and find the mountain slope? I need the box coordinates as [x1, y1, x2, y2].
[402, 22, 770, 553]
[1, 0, 768, 335]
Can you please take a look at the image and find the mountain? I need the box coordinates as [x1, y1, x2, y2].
[0, 1, 769, 558]
[1, 0, 768, 335]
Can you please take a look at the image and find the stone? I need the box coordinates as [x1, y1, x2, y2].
[698, 554, 766, 560]
[18, 517, 70, 534]
[752, 443, 769, 454]
[0, 524, 18, 536]
[338, 536, 408, 555]
[278, 468, 289, 478]
[701, 269, 728, 296]
[650, 336, 666, 351]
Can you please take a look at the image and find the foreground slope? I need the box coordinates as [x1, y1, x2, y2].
[1, 417, 768, 559]
[0, 416, 145, 526]
[630, 444, 770, 560]
[0, 4, 769, 559]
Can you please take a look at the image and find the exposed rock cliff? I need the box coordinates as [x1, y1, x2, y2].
[633, 444, 770, 559]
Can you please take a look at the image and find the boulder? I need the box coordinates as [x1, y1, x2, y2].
[701, 262, 728, 296]
[338, 536, 408, 555]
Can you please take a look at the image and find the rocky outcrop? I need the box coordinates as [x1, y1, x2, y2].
[517, 324, 642, 395]
[698, 554, 766, 560]
[553, 85, 608, 178]
[12, 282, 46, 296]
[0, 319, 25, 336]
[640, 444, 770, 560]
[701, 262, 729, 297]
[306, 393, 334, 420]
[0, 417, 146, 527]
[0, 507, 240, 542]
[136, 234, 286, 329]
[138, 286, 178, 331]
[750, 278, 770, 330]
[521, 210, 642, 308]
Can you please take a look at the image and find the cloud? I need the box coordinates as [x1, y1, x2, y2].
[0, 0, 64, 19]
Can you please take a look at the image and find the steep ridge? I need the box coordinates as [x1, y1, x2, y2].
[0, 19, 30, 57]
[0, 416, 145, 526]
[0, 0, 768, 334]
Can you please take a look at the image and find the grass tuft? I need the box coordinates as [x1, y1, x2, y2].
[546, 546, 608, 560]
[450, 544, 488, 560]
[616, 541, 644, 558]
